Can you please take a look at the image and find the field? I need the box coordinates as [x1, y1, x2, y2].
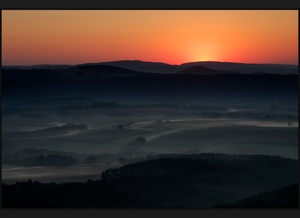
[2, 106, 298, 184]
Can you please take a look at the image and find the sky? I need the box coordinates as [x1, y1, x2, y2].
[2, 10, 298, 66]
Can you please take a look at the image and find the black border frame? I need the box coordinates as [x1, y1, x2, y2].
[1, 0, 299, 217]
[0, 0, 299, 9]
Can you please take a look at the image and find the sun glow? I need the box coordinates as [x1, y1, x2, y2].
[196, 54, 213, 62]
[188, 43, 220, 62]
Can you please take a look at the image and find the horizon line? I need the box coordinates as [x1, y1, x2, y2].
[2, 59, 299, 67]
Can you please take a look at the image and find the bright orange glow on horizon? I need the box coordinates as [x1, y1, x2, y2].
[2, 10, 298, 66]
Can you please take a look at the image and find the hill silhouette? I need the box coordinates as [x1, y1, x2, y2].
[2, 154, 298, 208]
[3, 60, 297, 74]
[214, 183, 298, 208]
[180, 61, 298, 75]
[178, 65, 239, 75]
[96, 60, 177, 74]
[75, 64, 145, 74]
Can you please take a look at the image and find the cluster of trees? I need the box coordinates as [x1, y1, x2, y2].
[4, 154, 78, 167]
[192, 111, 298, 120]
[54, 102, 181, 112]
[189, 105, 228, 111]
[121, 137, 147, 152]
[5, 123, 88, 139]
[20, 113, 44, 119]
[2, 153, 298, 208]
[84, 156, 98, 164]
[53, 103, 242, 112]
[3, 148, 158, 167]
[152, 103, 179, 108]
[54, 102, 121, 110]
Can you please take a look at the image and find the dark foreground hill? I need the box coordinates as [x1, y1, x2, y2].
[2, 153, 298, 208]
[214, 183, 298, 208]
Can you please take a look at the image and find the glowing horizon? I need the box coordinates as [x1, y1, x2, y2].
[2, 10, 298, 66]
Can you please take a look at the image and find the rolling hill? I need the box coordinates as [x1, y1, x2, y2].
[2, 153, 298, 208]
[4, 60, 297, 75]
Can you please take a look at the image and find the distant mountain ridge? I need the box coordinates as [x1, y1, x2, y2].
[75, 64, 144, 73]
[80, 60, 298, 74]
[3, 60, 298, 75]
[180, 61, 298, 75]
[95, 60, 178, 74]
[178, 65, 239, 75]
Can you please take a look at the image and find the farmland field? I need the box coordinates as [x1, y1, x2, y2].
[2, 106, 298, 184]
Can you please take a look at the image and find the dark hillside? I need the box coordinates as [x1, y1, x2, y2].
[2, 154, 298, 208]
[214, 183, 298, 208]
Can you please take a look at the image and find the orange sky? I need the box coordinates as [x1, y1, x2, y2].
[2, 10, 298, 66]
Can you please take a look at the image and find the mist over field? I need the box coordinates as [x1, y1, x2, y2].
[2, 61, 298, 207]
